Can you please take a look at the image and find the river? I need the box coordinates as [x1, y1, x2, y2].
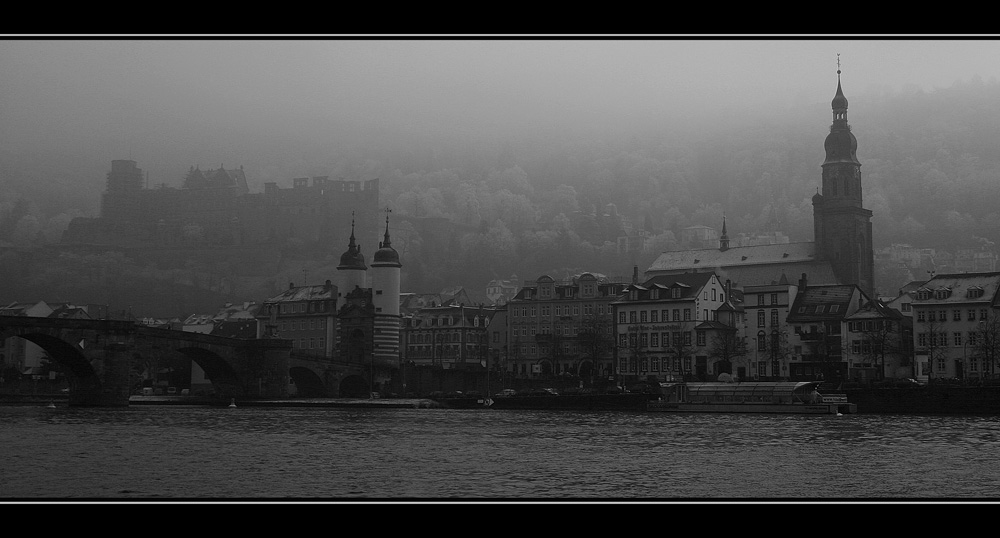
[3, 404, 999, 501]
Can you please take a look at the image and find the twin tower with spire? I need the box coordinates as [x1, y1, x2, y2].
[336, 208, 401, 318]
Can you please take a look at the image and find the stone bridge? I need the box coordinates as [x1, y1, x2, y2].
[0, 315, 387, 406]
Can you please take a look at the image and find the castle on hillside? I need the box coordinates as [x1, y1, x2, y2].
[62, 161, 380, 258]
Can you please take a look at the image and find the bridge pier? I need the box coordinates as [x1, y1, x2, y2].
[69, 343, 132, 407]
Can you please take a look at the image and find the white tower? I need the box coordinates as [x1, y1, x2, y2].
[371, 208, 401, 362]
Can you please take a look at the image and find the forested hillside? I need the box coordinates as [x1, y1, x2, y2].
[2, 77, 998, 316]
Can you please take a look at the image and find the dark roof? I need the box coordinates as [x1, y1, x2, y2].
[787, 285, 863, 322]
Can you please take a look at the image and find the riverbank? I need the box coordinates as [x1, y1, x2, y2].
[129, 396, 446, 408]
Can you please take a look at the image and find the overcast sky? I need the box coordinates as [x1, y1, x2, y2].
[3, 37, 1000, 187]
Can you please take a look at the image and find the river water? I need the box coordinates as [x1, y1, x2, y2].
[2, 404, 999, 501]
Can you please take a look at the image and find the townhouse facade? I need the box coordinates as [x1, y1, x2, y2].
[786, 280, 869, 383]
[258, 280, 338, 357]
[611, 272, 732, 383]
[843, 299, 912, 382]
[910, 272, 1000, 381]
[506, 273, 627, 382]
[743, 275, 800, 381]
[400, 304, 494, 370]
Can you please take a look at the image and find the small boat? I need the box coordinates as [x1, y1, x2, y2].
[647, 381, 857, 415]
[228, 398, 237, 408]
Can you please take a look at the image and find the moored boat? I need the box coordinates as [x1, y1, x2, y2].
[647, 381, 856, 415]
[489, 390, 650, 411]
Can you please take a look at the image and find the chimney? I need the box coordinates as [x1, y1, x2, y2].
[798, 273, 807, 290]
[632, 265, 639, 285]
[726, 279, 732, 299]
[289, 282, 295, 289]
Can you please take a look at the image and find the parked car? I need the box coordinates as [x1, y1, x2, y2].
[496, 389, 518, 397]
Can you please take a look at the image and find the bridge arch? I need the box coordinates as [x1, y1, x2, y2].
[173, 346, 241, 398]
[289, 366, 326, 397]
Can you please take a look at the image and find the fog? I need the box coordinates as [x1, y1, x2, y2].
[2, 37, 1000, 206]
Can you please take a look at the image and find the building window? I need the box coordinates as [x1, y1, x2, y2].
[641, 333, 648, 347]
[650, 310, 658, 323]
[640, 311, 648, 323]
[917, 311, 926, 322]
[696, 331, 706, 346]
[619, 312, 626, 324]
[758, 295, 765, 306]
[758, 311, 765, 328]
[651, 333, 659, 347]
[954, 332, 962, 347]
[771, 310, 779, 327]
[757, 331, 766, 352]
[954, 310, 962, 321]
[969, 309, 977, 321]
[619, 334, 628, 347]
[684, 309, 691, 321]
[771, 293, 778, 305]
[673, 309, 680, 321]
[684, 332, 692, 346]
[629, 311, 637, 324]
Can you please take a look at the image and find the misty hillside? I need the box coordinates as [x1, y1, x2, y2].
[1, 77, 999, 316]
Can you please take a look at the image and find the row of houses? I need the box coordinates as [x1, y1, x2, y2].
[6, 268, 999, 391]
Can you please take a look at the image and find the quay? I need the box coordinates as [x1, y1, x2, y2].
[127, 396, 445, 408]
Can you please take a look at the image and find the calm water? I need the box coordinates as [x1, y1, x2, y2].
[3, 404, 1000, 501]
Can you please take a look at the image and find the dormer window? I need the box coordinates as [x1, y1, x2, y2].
[671, 288, 681, 299]
[968, 286, 985, 299]
[916, 289, 930, 301]
[650, 289, 659, 300]
[934, 288, 951, 300]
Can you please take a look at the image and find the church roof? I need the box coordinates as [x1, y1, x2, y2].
[645, 242, 840, 289]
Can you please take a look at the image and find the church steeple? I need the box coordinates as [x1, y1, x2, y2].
[813, 56, 874, 298]
[719, 215, 730, 252]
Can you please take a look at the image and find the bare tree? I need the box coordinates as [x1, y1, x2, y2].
[663, 322, 695, 381]
[918, 317, 948, 383]
[707, 328, 749, 380]
[578, 313, 614, 384]
[970, 312, 1000, 379]
[859, 319, 906, 381]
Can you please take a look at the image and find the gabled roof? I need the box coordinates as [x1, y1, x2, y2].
[646, 242, 840, 289]
[787, 285, 863, 322]
[647, 242, 816, 272]
[265, 282, 337, 303]
[845, 299, 904, 321]
[910, 272, 1000, 305]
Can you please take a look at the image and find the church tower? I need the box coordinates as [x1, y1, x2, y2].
[812, 59, 875, 297]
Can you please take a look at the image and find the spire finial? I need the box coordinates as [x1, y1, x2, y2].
[382, 206, 392, 247]
[837, 53, 841, 75]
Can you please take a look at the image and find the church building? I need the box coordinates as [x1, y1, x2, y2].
[645, 68, 875, 299]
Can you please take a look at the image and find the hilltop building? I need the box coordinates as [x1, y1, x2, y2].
[646, 68, 875, 298]
[63, 160, 380, 260]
